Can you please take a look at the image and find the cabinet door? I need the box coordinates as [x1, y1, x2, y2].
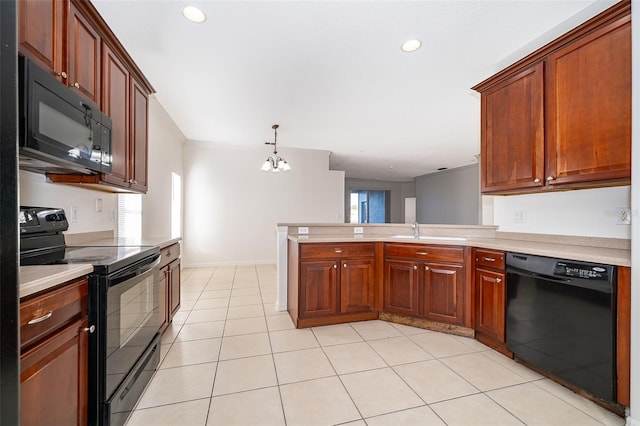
[20, 317, 88, 426]
[340, 258, 374, 314]
[421, 262, 464, 325]
[300, 260, 338, 318]
[481, 62, 544, 193]
[169, 259, 181, 318]
[67, 1, 101, 104]
[130, 78, 149, 192]
[384, 259, 419, 317]
[475, 268, 506, 341]
[18, 0, 66, 80]
[159, 265, 169, 333]
[546, 17, 631, 186]
[101, 43, 130, 186]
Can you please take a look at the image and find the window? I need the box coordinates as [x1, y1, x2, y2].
[171, 172, 181, 238]
[117, 193, 142, 240]
[349, 190, 390, 223]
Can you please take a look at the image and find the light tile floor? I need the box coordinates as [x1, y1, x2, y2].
[125, 265, 625, 426]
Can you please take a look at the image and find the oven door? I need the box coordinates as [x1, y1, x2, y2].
[105, 254, 161, 399]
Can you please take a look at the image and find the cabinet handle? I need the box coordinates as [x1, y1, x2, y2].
[534, 178, 541, 183]
[496, 278, 502, 283]
[133, 180, 138, 185]
[425, 266, 430, 271]
[413, 265, 417, 270]
[343, 263, 347, 268]
[483, 257, 496, 262]
[546, 176, 555, 181]
[333, 264, 337, 269]
[57, 71, 68, 79]
[27, 311, 53, 325]
[82, 325, 96, 333]
[416, 251, 429, 256]
[72, 82, 80, 89]
[334, 248, 343, 253]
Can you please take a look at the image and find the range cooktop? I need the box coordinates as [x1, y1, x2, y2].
[20, 245, 159, 274]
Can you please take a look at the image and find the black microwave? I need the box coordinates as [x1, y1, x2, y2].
[18, 56, 112, 175]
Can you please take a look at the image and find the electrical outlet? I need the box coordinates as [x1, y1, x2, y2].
[616, 207, 631, 225]
[513, 210, 527, 223]
[297, 227, 309, 234]
[70, 206, 78, 223]
[353, 227, 364, 234]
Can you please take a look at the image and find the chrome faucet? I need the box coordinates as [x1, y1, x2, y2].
[412, 222, 420, 239]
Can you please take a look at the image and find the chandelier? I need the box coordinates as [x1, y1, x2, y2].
[260, 124, 291, 173]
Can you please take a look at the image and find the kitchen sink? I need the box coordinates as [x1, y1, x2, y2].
[392, 235, 467, 241]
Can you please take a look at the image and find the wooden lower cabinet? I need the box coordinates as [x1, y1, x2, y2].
[384, 244, 468, 327]
[475, 268, 506, 340]
[20, 277, 90, 426]
[300, 260, 338, 318]
[473, 248, 509, 354]
[159, 242, 181, 333]
[421, 262, 464, 324]
[384, 259, 419, 317]
[291, 242, 379, 327]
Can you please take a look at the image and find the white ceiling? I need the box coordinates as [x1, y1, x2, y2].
[93, 0, 612, 181]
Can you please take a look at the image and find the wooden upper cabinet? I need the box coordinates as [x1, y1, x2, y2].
[481, 63, 544, 193]
[546, 16, 631, 187]
[102, 43, 130, 187]
[67, 1, 101, 105]
[130, 78, 149, 192]
[19, 0, 154, 194]
[18, 0, 65, 80]
[473, 0, 631, 194]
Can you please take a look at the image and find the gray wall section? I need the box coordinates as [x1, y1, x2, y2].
[415, 163, 480, 225]
[345, 178, 416, 223]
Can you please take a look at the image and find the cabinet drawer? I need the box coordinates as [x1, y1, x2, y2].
[159, 242, 180, 268]
[20, 277, 88, 350]
[385, 243, 463, 263]
[300, 243, 375, 260]
[475, 249, 505, 270]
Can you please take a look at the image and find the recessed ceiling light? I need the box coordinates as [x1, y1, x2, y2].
[401, 39, 422, 53]
[182, 5, 206, 23]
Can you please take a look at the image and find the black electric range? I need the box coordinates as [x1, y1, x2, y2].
[20, 206, 162, 426]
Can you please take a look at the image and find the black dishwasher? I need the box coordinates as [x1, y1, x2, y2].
[506, 252, 616, 403]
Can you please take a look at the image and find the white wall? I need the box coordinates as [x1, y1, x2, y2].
[489, 186, 631, 238]
[183, 142, 344, 266]
[19, 170, 117, 234]
[142, 97, 185, 239]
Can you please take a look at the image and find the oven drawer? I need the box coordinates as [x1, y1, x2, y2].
[475, 249, 505, 270]
[20, 277, 88, 350]
[159, 242, 180, 268]
[385, 243, 464, 263]
[300, 243, 375, 260]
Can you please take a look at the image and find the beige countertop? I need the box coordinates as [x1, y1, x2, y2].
[20, 234, 181, 299]
[288, 233, 631, 267]
[20, 264, 94, 299]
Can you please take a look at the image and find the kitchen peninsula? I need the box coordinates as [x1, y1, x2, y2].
[278, 223, 631, 411]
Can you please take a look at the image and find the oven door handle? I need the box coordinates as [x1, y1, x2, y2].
[109, 254, 160, 285]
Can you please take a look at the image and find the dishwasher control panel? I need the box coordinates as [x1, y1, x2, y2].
[554, 262, 610, 281]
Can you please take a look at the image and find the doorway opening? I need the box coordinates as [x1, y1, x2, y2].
[349, 190, 390, 223]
